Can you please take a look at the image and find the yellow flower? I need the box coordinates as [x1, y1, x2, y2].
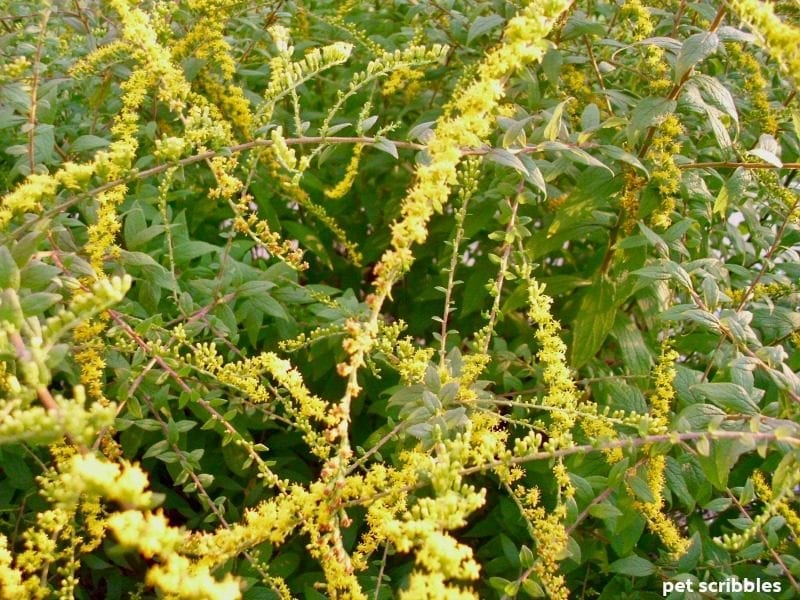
[401, 571, 477, 599]
[650, 345, 679, 432]
[633, 455, 691, 557]
[53, 454, 153, 509]
[325, 144, 364, 199]
[729, 0, 800, 84]
[108, 510, 183, 558]
[753, 470, 800, 540]
[0, 535, 24, 599]
[370, 0, 570, 303]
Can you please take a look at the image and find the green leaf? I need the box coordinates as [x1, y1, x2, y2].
[713, 179, 729, 215]
[658, 304, 720, 331]
[627, 473, 655, 503]
[696, 439, 743, 489]
[269, 552, 300, 578]
[119, 250, 177, 291]
[676, 32, 719, 80]
[627, 97, 676, 146]
[489, 577, 511, 592]
[747, 148, 782, 168]
[609, 555, 655, 577]
[522, 578, 546, 598]
[11, 231, 45, 266]
[598, 144, 648, 175]
[541, 47, 562, 83]
[704, 103, 732, 149]
[540, 141, 612, 173]
[408, 120, 436, 142]
[638, 222, 668, 255]
[611, 510, 646, 557]
[32, 123, 55, 165]
[665, 456, 694, 508]
[2, 453, 34, 488]
[596, 380, 648, 414]
[123, 206, 147, 249]
[502, 116, 532, 148]
[0, 107, 26, 130]
[772, 453, 798, 498]
[717, 25, 755, 43]
[544, 98, 571, 141]
[500, 534, 520, 568]
[173, 240, 219, 263]
[519, 545, 534, 569]
[20, 292, 61, 316]
[702, 497, 731, 512]
[250, 293, 291, 320]
[571, 276, 616, 368]
[484, 148, 529, 177]
[372, 136, 398, 159]
[504, 580, 520, 597]
[633, 259, 692, 290]
[70, 134, 110, 153]
[136, 419, 162, 432]
[714, 167, 749, 216]
[693, 74, 738, 126]
[467, 14, 504, 44]
[359, 115, 378, 133]
[0, 247, 20, 289]
[21, 262, 61, 291]
[119, 250, 162, 268]
[589, 502, 623, 519]
[387, 384, 424, 408]
[562, 16, 605, 40]
[581, 103, 600, 131]
[690, 382, 759, 414]
[143, 440, 169, 459]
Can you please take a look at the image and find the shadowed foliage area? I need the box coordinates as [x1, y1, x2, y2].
[1, 0, 799, 598]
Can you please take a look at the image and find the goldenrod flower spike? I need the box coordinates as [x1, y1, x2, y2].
[632, 345, 691, 557]
[729, 0, 800, 83]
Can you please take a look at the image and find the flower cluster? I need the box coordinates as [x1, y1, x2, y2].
[372, 0, 571, 302]
[647, 114, 684, 228]
[631, 345, 691, 557]
[729, 0, 800, 85]
[619, 0, 671, 94]
[0, 163, 94, 231]
[752, 470, 800, 541]
[619, 170, 646, 232]
[188, 342, 335, 459]
[172, 0, 253, 136]
[110, 510, 242, 600]
[265, 137, 363, 265]
[525, 270, 620, 461]
[325, 144, 364, 200]
[717, 459, 800, 551]
[726, 43, 779, 135]
[383, 434, 487, 597]
[0, 55, 29, 83]
[3, 1, 797, 598]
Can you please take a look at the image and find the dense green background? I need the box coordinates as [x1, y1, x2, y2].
[1, 0, 799, 598]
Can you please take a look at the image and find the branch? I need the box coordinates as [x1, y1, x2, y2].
[340, 428, 800, 509]
[679, 161, 800, 170]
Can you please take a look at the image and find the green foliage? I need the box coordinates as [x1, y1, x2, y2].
[1, 0, 800, 599]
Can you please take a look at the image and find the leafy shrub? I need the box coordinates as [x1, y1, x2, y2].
[1, 0, 799, 598]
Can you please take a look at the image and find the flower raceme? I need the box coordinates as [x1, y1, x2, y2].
[1, 0, 798, 599]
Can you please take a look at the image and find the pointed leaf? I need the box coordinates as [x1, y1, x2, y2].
[467, 14, 505, 44]
[571, 276, 617, 368]
[676, 32, 719, 80]
[609, 555, 655, 577]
